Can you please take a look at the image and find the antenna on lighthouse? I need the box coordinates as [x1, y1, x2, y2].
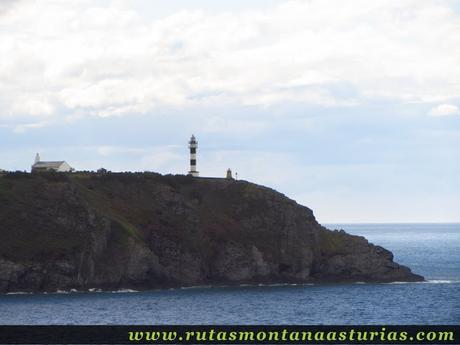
[188, 135, 199, 177]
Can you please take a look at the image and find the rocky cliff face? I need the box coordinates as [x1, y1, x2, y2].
[0, 172, 423, 293]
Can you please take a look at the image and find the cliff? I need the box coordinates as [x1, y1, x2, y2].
[0, 172, 423, 293]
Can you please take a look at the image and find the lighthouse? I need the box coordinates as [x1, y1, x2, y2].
[188, 135, 199, 177]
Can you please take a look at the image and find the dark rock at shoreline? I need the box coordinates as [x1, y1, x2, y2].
[0, 172, 423, 293]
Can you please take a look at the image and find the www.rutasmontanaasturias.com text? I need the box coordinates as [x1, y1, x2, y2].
[127, 327, 455, 343]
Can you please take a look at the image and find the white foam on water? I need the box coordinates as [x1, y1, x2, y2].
[4, 279, 458, 296]
[386, 281, 411, 284]
[386, 279, 459, 285]
[88, 288, 103, 292]
[426, 279, 458, 284]
[252, 282, 315, 288]
[179, 285, 212, 290]
[111, 289, 138, 293]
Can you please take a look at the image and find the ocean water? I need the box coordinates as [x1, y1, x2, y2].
[0, 223, 459, 324]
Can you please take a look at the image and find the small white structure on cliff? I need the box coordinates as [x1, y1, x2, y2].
[188, 135, 199, 177]
[31, 153, 74, 172]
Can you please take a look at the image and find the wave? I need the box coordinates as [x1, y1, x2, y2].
[385, 279, 460, 285]
[257, 282, 311, 287]
[179, 285, 213, 290]
[4, 279, 459, 295]
[110, 289, 139, 293]
[56, 288, 82, 294]
[425, 279, 459, 284]
[385, 281, 412, 284]
[6, 288, 136, 295]
[88, 288, 103, 293]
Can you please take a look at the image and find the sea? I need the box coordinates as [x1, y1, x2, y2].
[0, 223, 459, 324]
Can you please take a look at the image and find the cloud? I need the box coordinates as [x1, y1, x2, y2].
[1, 0, 460, 123]
[428, 104, 459, 117]
[0, 0, 21, 17]
[13, 121, 47, 133]
[202, 116, 268, 134]
[96, 145, 147, 157]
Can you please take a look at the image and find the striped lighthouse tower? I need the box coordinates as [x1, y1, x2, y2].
[188, 134, 199, 177]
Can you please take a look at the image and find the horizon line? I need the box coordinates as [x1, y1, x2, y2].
[322, 222, 460, 225]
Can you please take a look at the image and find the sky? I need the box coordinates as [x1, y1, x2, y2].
[0, 0, 459, 223]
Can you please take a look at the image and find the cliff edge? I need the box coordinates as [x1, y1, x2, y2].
[0, 172, 423, 293]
